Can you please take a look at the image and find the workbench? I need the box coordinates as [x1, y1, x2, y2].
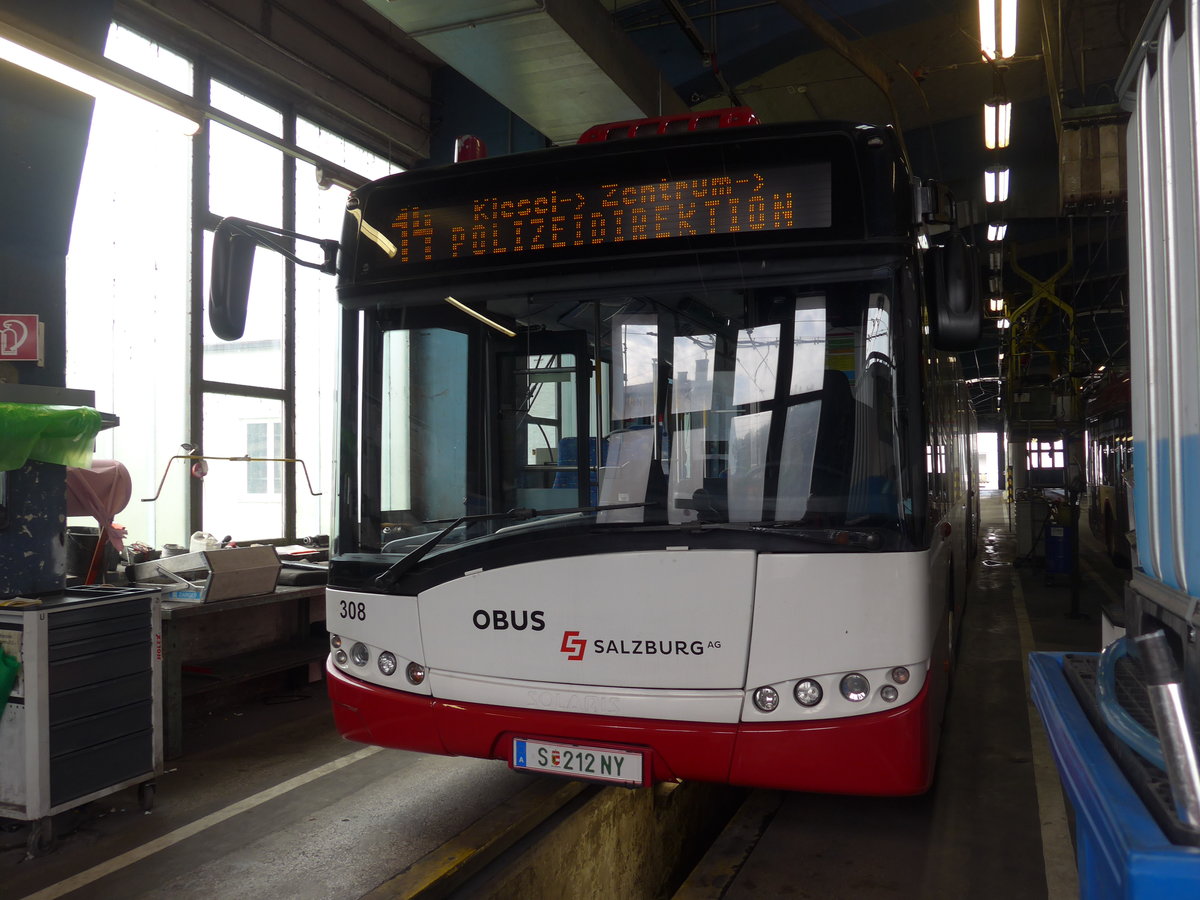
[160, 584, 327, 759]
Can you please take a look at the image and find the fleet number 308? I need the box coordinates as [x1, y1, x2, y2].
[339, 600, 366, 621]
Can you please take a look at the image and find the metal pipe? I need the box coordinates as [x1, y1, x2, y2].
[142, 455, 323, 502]
[659, 0, 743, 105]
[1133, 629, 1200, 828]
[405, 3, 547, 38]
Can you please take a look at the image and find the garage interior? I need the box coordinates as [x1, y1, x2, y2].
[2, 1, 1197, 897]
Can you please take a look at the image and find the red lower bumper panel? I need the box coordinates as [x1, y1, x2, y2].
[326, 661, 936, 795]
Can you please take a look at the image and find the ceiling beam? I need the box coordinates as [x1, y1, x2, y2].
[774, 0, 908, 161]
[116, 0, 433, 162]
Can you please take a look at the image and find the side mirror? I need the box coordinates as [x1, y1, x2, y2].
[209, 219, 256, 341]
[928, 231, 981, 350]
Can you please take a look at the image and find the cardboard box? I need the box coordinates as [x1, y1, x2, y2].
[133, 545, 281, 602]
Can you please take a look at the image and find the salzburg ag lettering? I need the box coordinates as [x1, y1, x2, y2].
[379, 164, 831, 265]
[559, 629, 719, 661]
[594, 639, 707, 656]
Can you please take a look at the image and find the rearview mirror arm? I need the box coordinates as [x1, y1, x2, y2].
[218, 216, 339, 275]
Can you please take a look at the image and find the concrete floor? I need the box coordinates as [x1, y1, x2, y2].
[2, 686, 536, 899]
[2, 492, 1122, 899]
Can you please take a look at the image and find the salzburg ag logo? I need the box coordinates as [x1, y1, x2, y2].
[559, 629, 717, 661]
[560, 630, 587, 660]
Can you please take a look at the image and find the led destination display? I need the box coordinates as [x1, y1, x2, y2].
[373, 162, 832, 266]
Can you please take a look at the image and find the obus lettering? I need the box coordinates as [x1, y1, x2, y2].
[472, 609, 546, 631]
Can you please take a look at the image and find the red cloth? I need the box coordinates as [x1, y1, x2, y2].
[66, 459, 131, 551]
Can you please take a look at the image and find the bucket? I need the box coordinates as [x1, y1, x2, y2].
[1045, 525, 1073, 574]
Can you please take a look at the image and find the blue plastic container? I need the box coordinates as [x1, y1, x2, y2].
[1029, 652, 1200, 898]
[1045, 525, 1073, 574]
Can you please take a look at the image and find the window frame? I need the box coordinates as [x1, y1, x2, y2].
[1026, 437, 1065, 470]
[89, 21, 400, 543]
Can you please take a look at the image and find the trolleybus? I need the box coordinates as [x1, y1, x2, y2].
[1084, 370, 1132, 564]
[211, 111, 980, 795]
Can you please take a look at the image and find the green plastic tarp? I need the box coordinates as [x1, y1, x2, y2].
[0, 649, 18, 720]
[0, 402, 102, 471]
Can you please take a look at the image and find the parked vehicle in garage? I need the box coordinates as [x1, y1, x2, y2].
[211, 110, 980, 795]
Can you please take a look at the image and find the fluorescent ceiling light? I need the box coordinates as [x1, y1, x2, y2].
[985, 166, 1010, 204]
[979, 0, 997, 60]
[984, 97, 1012, 149]
[987, 222, 1008, 242]
[0, 23, 201, 135]
[979, 0, 1018, 61]
[1000, 0, 1018, 60]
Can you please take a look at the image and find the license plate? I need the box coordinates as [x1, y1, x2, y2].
[511, 738, 646, 787]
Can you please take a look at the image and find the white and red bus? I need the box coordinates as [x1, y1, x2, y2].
[213, 111, 980, 795]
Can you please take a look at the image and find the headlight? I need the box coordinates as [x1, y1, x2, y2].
[334, 649, 348, 666]
[752, 686, 780, 712]
[377, 651, 398, 676]
[880, 685, 899, 703]
[406, 661, 426, 685]
[350, 642, 370, 666]
[793, 678, 823, 707]
[839, 673, 870, 702]
[890, 666, 910, 685]
[330, 634, 342, 649]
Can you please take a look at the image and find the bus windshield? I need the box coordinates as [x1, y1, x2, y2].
[362, 271, 912, 556]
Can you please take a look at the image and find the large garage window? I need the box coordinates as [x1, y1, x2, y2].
[65, 26, 193, 548]
[66, 23, 400, 549]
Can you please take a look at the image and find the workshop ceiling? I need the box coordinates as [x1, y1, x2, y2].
[357, 0, 1145, 423]
[108, 0, 1148, 421]
[358, 0, 689, 144]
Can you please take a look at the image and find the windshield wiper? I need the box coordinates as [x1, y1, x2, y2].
[424, 501, 653, 525]
[751, 523, 884, 550]
[684, 522, 884, 550]
[375, 502, 655, 590]
[375, 515, 465, 590]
